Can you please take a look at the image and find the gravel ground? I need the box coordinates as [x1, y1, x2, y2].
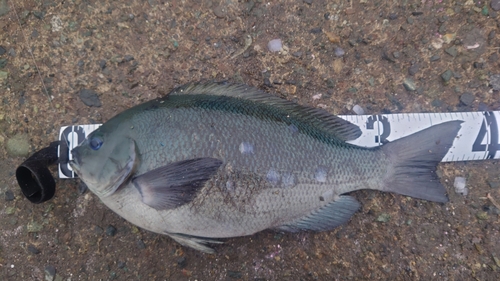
[1, 0, 500, 280]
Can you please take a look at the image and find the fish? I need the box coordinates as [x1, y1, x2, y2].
[69, 82, 462, 253]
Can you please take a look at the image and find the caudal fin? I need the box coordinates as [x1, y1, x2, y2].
[381, 121, 462, 202]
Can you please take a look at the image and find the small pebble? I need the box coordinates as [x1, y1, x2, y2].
[408, 63, 419, 75]
[441, 69, 453, 82]
[445, 46, 458, 57]
[78, 89, 102, 107]
[6, 134, 30, 157]
[430, 55, 441, 61]
[105, 225, 117, 236]
[27, 244, 40, 255]
[487, 179, 500, 189]
[5, 190, 14, 201]
[490, 74, 500, 90]
[123, 55, 134, 62]
[212, 6, 226, 18]
[94, 225, 103, 235]
[99, 60, 106, 70]
[460, 93, 474, 106]
[117, 261, 126, 269]
[403, 78, 416, 91]
[267, 39, 282, 52]
[310, 27, 322, 34]
[137, 239, 146, 249]
[177, 256, 187, 268]
[352, 104, 365, 115]
[334, 47, 345, 57]
[454, 177, 468, 196]
[45, 265, 56, 281]
[0, 45, 5, 55]
[376, 213, 391, 222]
[227, 271, 243, 279]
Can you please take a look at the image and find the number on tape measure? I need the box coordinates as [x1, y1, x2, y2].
[472, 112, 499, 159]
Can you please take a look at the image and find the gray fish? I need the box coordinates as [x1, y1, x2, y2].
[70, 82, 462, 253]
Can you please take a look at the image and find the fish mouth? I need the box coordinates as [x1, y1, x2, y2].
[69, 148, 81, 173]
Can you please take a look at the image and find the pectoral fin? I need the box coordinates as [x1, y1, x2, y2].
[132, 158, 223, 210]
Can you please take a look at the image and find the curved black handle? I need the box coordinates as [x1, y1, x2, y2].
[16, 141, 60, 203]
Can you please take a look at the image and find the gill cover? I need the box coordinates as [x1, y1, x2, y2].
[71, 132, 137, 198]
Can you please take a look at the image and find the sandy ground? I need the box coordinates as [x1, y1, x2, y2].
[1, 0, 500, 280]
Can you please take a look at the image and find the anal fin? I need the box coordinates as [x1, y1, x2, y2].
[277, 195, 360, 232]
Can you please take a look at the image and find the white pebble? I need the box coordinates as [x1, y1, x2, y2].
[352, 104, 365, 115]
[454, 177, 468, 196]
[267, 39, 282, 52]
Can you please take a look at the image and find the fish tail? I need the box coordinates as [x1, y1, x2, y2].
[380, 121, 463, 202]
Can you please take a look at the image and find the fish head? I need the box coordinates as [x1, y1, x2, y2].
[70, 128, 138, 198]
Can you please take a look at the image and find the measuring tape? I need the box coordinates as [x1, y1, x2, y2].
[58, 111, 500, 179]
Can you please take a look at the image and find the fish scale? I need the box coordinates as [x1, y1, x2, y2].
[70, 82, 462, 253]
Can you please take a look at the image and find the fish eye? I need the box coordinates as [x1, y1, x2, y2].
[89, 136, 104, 150]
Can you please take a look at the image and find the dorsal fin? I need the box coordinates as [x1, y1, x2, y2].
[169, 82, 361, 141]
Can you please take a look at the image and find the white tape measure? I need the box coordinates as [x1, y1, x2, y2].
[339, 111, 499, 162]
[58, 111, 500, 179]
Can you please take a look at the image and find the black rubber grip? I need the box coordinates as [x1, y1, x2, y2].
[16, 141, 60, 203]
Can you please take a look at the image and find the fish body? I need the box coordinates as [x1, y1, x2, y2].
[70, 83, 462, 253]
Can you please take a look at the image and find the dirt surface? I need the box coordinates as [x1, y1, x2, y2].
[1, 0, 500, 280]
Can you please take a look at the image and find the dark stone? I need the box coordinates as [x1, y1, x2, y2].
[492, 0, 500, 11]
[0, 45, 5, 55]
[105, 225, 117, 236]
[489, 53, 499, 63]
[473, 62, 484, 69]
[412, 11, 423, 16]
[326, 78, 335, 89]
[388, 13, 398, 20]
[445, 46, 458, 57]
[99, 60, 106, 70]
[489, 30, 497, 40]
[382, 50, 396, 63]
[117, 261, 126, 269]
[460, 93, 474, 106]
[94, 226, 103, 235]
[212, 6, 226, 18]
[441, 70, 453, 82]
[27, 244, 40, 254]
[177, 256, 187, 268]
[431, 99, 443, 107]
[33, 11, 45, 19]
[488, 179, 500, 189]
[310, 27, 322, 34]
[430, 55, 441, 61]
[78, 89, 102, 107]
[408, 63, 419, 75]
[5, 190, 14, 201]
[123, 55, 134, 62]
[303, 0, 313, 5]
[31, 29, 39, 39]
[136, 239, 146, 249]
[227, 271, 243, 279]
[45, 265, 56, 281]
